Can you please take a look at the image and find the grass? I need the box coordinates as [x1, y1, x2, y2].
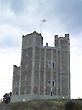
[12, 99, 64, 110]
[1, 99, 82, 110]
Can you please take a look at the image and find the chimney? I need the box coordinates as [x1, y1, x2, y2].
[46, 43, 48, 46]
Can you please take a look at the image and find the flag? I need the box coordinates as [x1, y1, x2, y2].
[42, 19, 46, 23]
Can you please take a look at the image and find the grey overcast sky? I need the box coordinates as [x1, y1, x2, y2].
[0, 0, 82, 99]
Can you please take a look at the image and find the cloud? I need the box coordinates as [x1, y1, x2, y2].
[0, 0, 67, 34]
[1, 0, 82, 35]
[0, 49, 21, 99]
[53, 0, 82, 34]
[0, 0, 55, 26]
[70, 36, 82, 98]
[0, 0, 82, 99]
[10, 0, 25, 14]
[0, 24, 22, 49]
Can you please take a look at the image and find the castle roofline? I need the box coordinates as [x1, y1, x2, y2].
[22, 31, 42, 37]
[55, 34, 69, 40]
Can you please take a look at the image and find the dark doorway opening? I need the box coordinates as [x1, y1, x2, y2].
[51, 91, 52, 96]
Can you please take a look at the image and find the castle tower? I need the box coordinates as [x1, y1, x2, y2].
[12, 32, 70, 102]
[54, 34, 70, 98]
[20, 31, 43, 95]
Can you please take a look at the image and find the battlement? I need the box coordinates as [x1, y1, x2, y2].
[54, 34, 70, 49]
[22, 31, 43, 49]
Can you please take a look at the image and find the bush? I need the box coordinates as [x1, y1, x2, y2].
[64, 101, 75, 110]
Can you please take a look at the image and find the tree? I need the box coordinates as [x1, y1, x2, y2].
[3, 92, 12, 104]
[64, 101, 75, 110]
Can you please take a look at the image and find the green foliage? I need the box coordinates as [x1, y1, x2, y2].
[1, 99, 82, 110]
[64, 100, 82, 110]
[12, 99, 64, 110]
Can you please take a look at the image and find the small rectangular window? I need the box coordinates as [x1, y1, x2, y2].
[16, 92, 18, 94]
[48, 80, 50, 84]
[48, 61, 51, 68]
[51, 91, 52, 96]
[53, 63, 54, 68]
[52, 81, 55, 86]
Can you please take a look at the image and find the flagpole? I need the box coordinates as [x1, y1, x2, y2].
[40, 19, 46, 35]
[40, 20, 42, 35]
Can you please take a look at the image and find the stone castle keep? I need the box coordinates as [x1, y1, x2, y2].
[12, 31, 70, 102]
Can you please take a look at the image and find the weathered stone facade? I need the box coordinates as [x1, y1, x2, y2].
[12, 65, 20, 95]
[12, 31, 70, 102]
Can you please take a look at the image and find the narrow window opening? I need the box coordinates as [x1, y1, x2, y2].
[51, 91, 52, 96]
[52, 81, 55, 86]
[48, 80, 50, 84]
[16, 92, 18, 94]
[53, 63, 54, 68]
